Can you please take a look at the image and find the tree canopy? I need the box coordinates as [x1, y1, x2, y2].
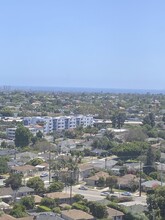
[20, 196, 35, 210]
[48, 181, 64, 193]
[147, 186, 165, 219]
[5, 173, 22, 190]
[15, 126, 32, 147]
[26, 177, 45, 194]
[0, 157, 9, 174]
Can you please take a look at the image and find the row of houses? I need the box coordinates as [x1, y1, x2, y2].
[0, 186, 125, 220]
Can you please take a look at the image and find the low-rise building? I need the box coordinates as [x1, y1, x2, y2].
[61, 209, 95, 220]
[11, 165, 37, 177]
[117, 174, 139, 190]
[107, 207, 124, 220]
[45, 192, 73, 204]
[85, 171, 109, 186]
[6, 125, 43, 140]
[78, 164, 94, 181]
[141, 180, 165, 191]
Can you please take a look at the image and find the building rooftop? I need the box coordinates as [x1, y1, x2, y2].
[61, 209, 94, 220]
[11, 165, 36, 172]
[107, 207, 124, 218]
[45, 192, 70, 199]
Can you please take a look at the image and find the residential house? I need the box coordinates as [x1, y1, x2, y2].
[27, 213, 64, 220]
[89, 158, 117, 170]
[78, 164, 94, 181]
[124, 162, 141, 173]
[17, 186, 34, 197]
[111, 166, 124, 176]
[61, 209, 95, 220]
[0, 214, 16, 220]
[45, 192, 73, 204]
[85, 171, 110, 186]
[0, 186, 34, 202]
[0, 149, 17, 157]
[107, 207, 124, 220]
[0, 187, 13, 202]
[141, 180, 165, 192]
[35, 163, 49, 172]
[117, 174, 139, 190]
[11, 165, 37, 177]
[0, 201, 10, 210]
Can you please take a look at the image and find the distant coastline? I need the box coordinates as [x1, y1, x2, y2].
[0, 85, 165, 94]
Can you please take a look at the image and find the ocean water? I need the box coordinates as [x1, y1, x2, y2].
[1, 85, 165, 94]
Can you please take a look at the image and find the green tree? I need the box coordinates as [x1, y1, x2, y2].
[97, 177, 105, 187]
[48, 181, 64, 193]
[31, 136, 38, 145]
[0, 157, 9, 174]
[36, 130, 43, 139]
[72, 202, 89, 213]
[106, 176, 118, 193]
[20, 196, 35, 210]
[15, 126, 32, 147]
[87, 201, 108, 219]
[111, 113, 126, 129]
[147, 186, 165, 219]
[10, 204, 27, 218]
[27, 177, 45, 194]
[143, 113, 155, 128]
[143, 146, 156, 175]
[0, 107, 13, 117]
[162, 114, 165, 123]
[40, 197, 57, 209]
[1, 141, 7, 148]
[111, 142, 149, 159]
[5, 173, 22, 191]
[28, 158, 44, 166]
[73, 194, 85, 202]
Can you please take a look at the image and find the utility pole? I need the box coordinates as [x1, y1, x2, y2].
[49, 145, 51, 184]
[139, 161, 142, 197]
[70, 171, 73, 204]
[160, 161, 163, 186]
[105, 157, 107, 170]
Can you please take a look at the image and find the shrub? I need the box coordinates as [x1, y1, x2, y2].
[37, 205, 51, 212]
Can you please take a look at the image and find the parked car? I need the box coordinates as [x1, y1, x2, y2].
[110, 195, 118, 198]
[40, 173, 48, 178]
[100, 191, 110, 196]
[79, 186, 88, 190]
[121, 191, 132, 196]
[51, 174, 56, 178]
[0, 175, 5, 179]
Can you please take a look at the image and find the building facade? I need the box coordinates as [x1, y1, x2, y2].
[23, 115, 94, 134]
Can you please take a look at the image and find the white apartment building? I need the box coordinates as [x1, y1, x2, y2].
[6, 125, 44, 140]
[24, 116, 53, 134]
[23, 115, 94, 133]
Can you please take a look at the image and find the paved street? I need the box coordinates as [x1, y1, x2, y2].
[63, 185, 147, 205]
[25, 171, 147, 205]
[63, 185, 104, 201]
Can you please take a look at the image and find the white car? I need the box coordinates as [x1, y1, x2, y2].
[121, 191, 132, 196]
[100, 191, 110, 196]
[79, 186, 88, 190]
[40, 173, 48, 178]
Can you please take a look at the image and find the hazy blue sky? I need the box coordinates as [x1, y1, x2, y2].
[1, 1, 165, 90]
